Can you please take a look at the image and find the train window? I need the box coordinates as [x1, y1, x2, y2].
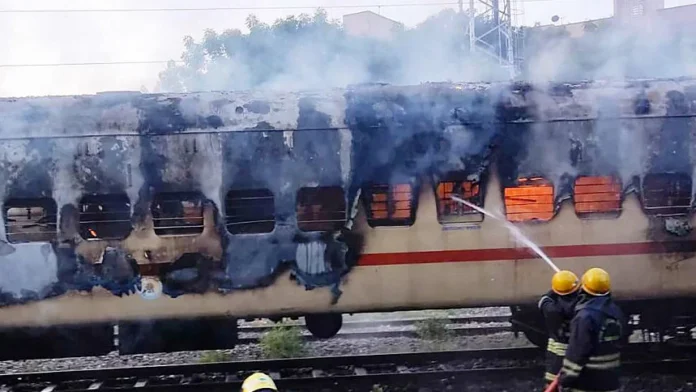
[574, 176, 622, 218]
[364, 183, 415, 226]
[3, 198, 58, 243]
[642, 173, 692, 216]
[296, 186, 346, 232]
[436, 180, 483, 223]
[225, 189, 275, 234]
[504, 177, 554, 222]
[151, 192, 204, 236]
[79, 194, 131, 240]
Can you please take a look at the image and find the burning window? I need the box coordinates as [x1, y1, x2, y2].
[642, 173, 692, 216]
[436, 180, 483, 223]
[364, 183, 415, 226]
[574, 176, 622, 218]
[79, 194, 131, 240]
[297, 186, 346, 232]
[151, 192, 204, 236]
[225, 189, 275, 234]
[504, 177, 554, 222]
[3, 198, 58, 243]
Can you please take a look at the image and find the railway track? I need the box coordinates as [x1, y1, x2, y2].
[237, 315, 511, 343]
[1, 343, 693, 392]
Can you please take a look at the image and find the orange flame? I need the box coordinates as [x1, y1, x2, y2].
[89, 228, 98, 238]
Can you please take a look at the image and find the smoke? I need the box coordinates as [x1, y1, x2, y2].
[156, 9, 509, 93]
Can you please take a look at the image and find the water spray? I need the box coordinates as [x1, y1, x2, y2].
[450, 195, 561, 273]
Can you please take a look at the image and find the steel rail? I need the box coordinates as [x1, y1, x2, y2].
[1, 343, 694, 392]
[238, 315, 511, 333]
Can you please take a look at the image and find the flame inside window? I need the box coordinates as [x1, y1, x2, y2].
[365, 183, 414, 226]
[436, 180, 483, 223]
[3, 198, 58, 243]
[504, 177, 554, 222]
[642, 173, 692, 216]
[297, 186, 346, 232]
[225, 189, 275, 234]
[79, 194, 131, 240]
[151, 192, 205, 236]
[574, 176, 622, 218]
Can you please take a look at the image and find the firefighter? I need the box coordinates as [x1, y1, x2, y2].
[538, 270, 581, 387]
[241, 372, 278, 392]
[559, 267, 626, 392]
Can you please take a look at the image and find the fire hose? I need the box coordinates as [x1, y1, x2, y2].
[544, 375, 560, 392]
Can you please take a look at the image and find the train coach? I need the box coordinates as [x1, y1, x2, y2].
[0, 79, 695, 359]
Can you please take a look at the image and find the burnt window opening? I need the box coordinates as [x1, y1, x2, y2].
[642, 173, 692, 216]
[574, 176, 622, 219]
[364, 183, 415, 227]
[3, 198, 58, 243]
[436, 179, 483, 224]
[151, 192, 205, 236]
[504, 177, 554, 222]
[225, 189, 275, 234]
[297, 186, 346, 232]
[79, 194, 131, 240]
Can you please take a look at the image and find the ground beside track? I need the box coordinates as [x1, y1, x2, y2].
[1, 307, 695, 391]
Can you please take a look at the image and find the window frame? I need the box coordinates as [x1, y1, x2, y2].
[225, 188, 276, 235]
[78, 193, 132, 241]
[573, 176, 623, 219]
[151, 191, 206, 237]
[3, 197, 58, 243]
[296, 186, 346, 232]
[641, 173, 692, 217]
[503, 177, 555, 223]
[362, 182, 417, 227]
[435, 177, 484, 224]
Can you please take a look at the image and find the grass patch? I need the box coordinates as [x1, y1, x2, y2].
[414, 318, 453, 341]
[199, 350, 231, 363]
[259, 324, 306, 358]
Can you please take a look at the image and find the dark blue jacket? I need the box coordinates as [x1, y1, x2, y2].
[538, 290, 578, 383]
[559, 293, 627, 392]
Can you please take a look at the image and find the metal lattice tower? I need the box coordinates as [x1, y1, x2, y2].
[465, 0, 523, 79]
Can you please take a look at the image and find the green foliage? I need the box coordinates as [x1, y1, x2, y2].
[259, 324, 306, 358]
[414, 318, 453, 341]
[199, 350, 231, 363]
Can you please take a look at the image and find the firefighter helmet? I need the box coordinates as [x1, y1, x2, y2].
[551, 270, 580, 295]
[581, 267, 611, 296]
[241, 372, 278, 392]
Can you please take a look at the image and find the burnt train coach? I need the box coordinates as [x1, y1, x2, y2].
[0, 79, 695, 358]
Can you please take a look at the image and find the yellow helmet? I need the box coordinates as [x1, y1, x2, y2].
[581, 267, 611, 296]
[551, 270, 580, 295]
[241, 372, 278, 392]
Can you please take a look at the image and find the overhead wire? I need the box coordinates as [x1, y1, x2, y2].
[0, 0, 602, 14]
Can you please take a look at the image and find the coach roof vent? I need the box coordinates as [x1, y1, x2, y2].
[79, 193, 131, 241]
[3, 198, 58, 243]
[225, 189, 275, 235]
[151, 192, 205, 236]
[297, 186, 346, 232]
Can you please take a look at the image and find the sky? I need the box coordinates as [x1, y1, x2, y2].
[0, 0, 695, 97]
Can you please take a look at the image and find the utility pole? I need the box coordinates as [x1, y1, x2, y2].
[466, 0, 520, 79]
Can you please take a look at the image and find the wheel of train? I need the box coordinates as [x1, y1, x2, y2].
[304, 313, 343, 339]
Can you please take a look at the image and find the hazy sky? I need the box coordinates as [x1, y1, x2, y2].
[1, 0, 694, 97]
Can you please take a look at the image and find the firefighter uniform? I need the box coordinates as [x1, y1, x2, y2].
[538, 270, 580, 385]
[560, 268, 626, 392]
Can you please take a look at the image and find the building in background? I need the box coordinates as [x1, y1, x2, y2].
[532, 0, 696, 37]
[342, 11, 404, 41]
